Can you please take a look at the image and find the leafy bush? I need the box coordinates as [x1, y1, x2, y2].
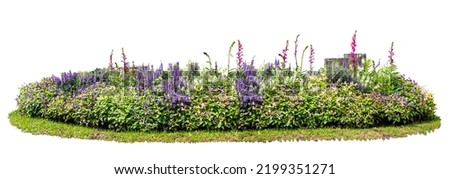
[15, 33, 438, 132]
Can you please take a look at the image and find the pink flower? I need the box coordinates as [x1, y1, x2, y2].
[278, 40, 289, 67]
[237, 40, 244, 68]
[388, 42, 395, 65]
[350, 30, 357, 69]
[309, 44, 315, 73]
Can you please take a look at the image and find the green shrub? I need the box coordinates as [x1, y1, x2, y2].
[17, 78, 58, 117]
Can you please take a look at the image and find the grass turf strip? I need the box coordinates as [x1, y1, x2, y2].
[8, 110, 441, 143]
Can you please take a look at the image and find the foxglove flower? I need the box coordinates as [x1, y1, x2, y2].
[278, 40, 289, 67]
[236, 40, 244, 68]
[309, 44, 315, 75]
[388, 42, 395, 65]
[350, 30, 357, 70]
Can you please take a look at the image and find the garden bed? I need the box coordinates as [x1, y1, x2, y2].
[12, 32, 440, 142]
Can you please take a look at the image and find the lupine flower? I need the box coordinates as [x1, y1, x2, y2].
[135, 63, 164, 92]
[61, 70, 78, 88]
[309, 44, 315, 75]
[236, 40, 244, 68]
[274, 58, 280, 68]
[135, 64, 147, 91]
[235, 61, 263, 108]
[163, 62, 191, 109]
[278, 40, 289, 67]
[51, 75, 62, 86]
[156, 63, 163, 77]
[350, 30, 357, 70]
[121, 48, 129, 74]
[388, 42, 395, 65]
[51, 70, 79, 94]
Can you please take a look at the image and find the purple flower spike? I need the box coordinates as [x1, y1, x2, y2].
[309, 44, 315, 74]
[51, 75, 61, 86]
[274, 58, 280, 68]
[388, 42, 395, 65]
[350, 30, 357, 69]
[237, 40, 244, 68]
[278, 40, 289, 67]
[235, 61, 263, 108]
[163, 62, 191, 109]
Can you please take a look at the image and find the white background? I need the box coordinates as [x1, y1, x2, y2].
[1, 0, 449, 178]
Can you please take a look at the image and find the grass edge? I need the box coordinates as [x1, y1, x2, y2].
[8, 110, 441, 143]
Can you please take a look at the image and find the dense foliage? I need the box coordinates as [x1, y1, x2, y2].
[16, 35, 437, 132]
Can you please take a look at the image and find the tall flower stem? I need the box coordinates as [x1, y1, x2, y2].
[309, 44, 315, 75]
[203, 52, 212, 69]
[121, 48, 129, 88]
[350, 30, 357, 78]
[299, 45, 309, 73]
[109, 49, 114, 71]
[294, 34, 300, 70]
[236, 40, 244, 69]
[278, 40, 289, 68]
[227, 41, 236, 76]
[388, 42, 395, 65]
[121, 48, 128, 74]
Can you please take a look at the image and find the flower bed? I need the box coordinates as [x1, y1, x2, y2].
[15, 32, 438, 132]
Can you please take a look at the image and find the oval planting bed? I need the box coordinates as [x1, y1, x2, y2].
[11, 35, 440, 142]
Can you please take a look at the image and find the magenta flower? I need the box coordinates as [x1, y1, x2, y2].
[388, 42, 395, 65]
[309, 44, 315, 74]
[278, 40, 289, 67]
[350, 30, 357, 69]
[236, 40, 244, 68]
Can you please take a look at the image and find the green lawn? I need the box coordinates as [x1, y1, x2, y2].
[8, 110, 441, 143]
